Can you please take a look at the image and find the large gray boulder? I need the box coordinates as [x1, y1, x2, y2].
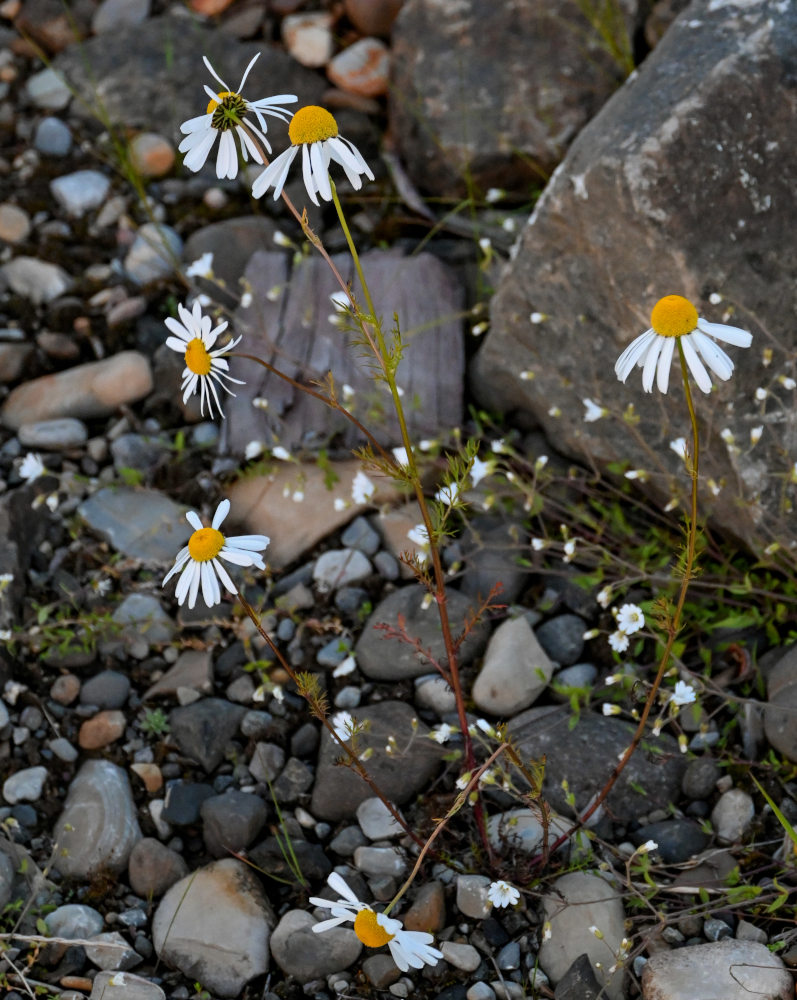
[391, 0, 641, 195]
[471, 0, 797, 551]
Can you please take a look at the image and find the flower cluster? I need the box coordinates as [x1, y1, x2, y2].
[608, 602, 645, 654]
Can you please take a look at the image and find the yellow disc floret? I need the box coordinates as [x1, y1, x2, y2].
[207, 90, 235, 114]
[188, 527, 225, 562]
[289, 106, 338, 146]
[650, 295, 699, 339]
[185, 338, 212, 376]
[353, 909, 394, 948]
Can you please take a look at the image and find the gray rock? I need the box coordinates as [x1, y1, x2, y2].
[80, 670, 131, 710]
[455, 874, 491, 919]
[553, 953, 603, 1000]
[535, 614, 585, 666]
[169, 699, 246, 773]
[33, 116, 72, 156]
[353, 845, 407, 877]
[272, 756, 314, 803]
[92, 0, 151, 34]
[467, 984, 497, 1000]
[1, 256, 73, 305]
[200, 790, 268, 858]
[152, 859, 275, 998]
[641, 939, 791, 1000]
[473, 615, 554, 716]
[538, 871, 625, 1000]
[441, 941, 481, 972]
[183, 216, 279, 310]
[507, 706, 685, 823]
[682, 756, 721, 800]
[18, 418, 88, 450]
[110, 433, 167, 474]
[80, 488, 188, 563]
[472, 0, 797, 554]
[355, 585, 488, 681]
[459, 515, 528, 605]
[249, 742, 285, 783]
[53, 760, 142, 878]
[124, 223, 183, 285]
[357, 797, 404, 840]
[46, 903, 104, 939]
[128, 838, 189, 899]
[50, 170, 110, 217]
[764, 644, 797, 762]
[84, 930, 142, 971]
[391, 0, 635, 195]
[487, 807, 575, 858]
[629, 819, 709, 864]
[270, 908, 361, 981]
[414, 674, 457, 715]
[162, 782, 214, 826]
[144, 649, 209, 701]
[341, 516, 381, 555]
[711, 788, 754, 845]
[90, 972, 165, 1000]
[2, 765, 48, 804]
[363, 952, 402, 988]
[552, 662, 597, 697]
[311, 701, 443, 821]
[329, 825, 368, 856]
[0, 849, 15, 910]
[26, 67, 71, 110]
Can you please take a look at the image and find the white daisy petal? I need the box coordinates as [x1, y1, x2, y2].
[615, 329, 655, 382]
[655, 335, 675, 393]
[697, 318, 752, 347]
[211, 499, 230, 530]
[681, 334, 713, 393]
[691, 330, 734, 381]
[641, 335, 664, 393]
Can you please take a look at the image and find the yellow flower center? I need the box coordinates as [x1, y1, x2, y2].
[289, 106, 338, 146]
[206, 91, 247, 131]
[353, 909, 394, 948]
[188, 527, 225, 562]
[650, 295, 699, 338]
[185, 338, 212, 376]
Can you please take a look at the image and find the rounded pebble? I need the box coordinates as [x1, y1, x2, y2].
[34, 116, 73, 156]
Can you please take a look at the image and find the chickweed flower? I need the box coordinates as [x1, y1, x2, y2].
[162, 499, 269, 609]
[608, 630, 629, 653]
[671, 680, 696, 707]
[487, 880, 520, 908]
[19, 453, 46, 483]
[616, 295, 752, 393]
[252, 105, 374, 205]
[164, 301, 243, 419]
[310, 873, 442, 972]
[615, 603, 644, 635]
[351, 470, 375, 505]
[179, 55, 297, 180]
[429, 723, 455, 744]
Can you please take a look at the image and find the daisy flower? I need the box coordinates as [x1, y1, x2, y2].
[309, 873, 442, 972]
[615, 295, 752, 394]
[251, 105, 374, 206]
[162, 499, 269, 609]
[164, 300, 244, 419]
[488, 880, 520, 908]
[615, 603, 644, 635]
[179, 54, 297, 180]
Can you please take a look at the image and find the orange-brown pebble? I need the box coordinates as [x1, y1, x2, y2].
[78, 710, 126, 750]
[130, 762, 163, 794]
[344, 0, 404, 37]
[129, 132, 176, 179]
[59, 976, 93, 990]
[189, 0, 235, 13]
[50, 672, 81, 705]
[403, 880, 446, 933]
[327, 37, 390, 98]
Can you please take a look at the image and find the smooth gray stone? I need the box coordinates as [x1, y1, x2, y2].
[53, 760, 142, 878]
[18, 418, 88, 450]
[169, 698, 245, 773]
[641, 939, 791, 1000]
[50, 170, 110, 217]
[34, 116, 72, 156]
[79, 487, 189, 563]
[46, 903, 104, 939]
[124, 223, 183, 285]
[269, 909, 361, 981]
[90, 971, 165, 1000]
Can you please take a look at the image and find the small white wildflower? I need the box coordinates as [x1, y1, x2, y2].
[664, 497, 679, 512]
[670, 437, 688, 460]
[582, 398, 605, 422]
[589, 925, 604, 939]
[535, 455, 548, 470]
[548, 405, 561, 417]
[491, 438, 508, 454]
[253, 396, 269, 409]
[720, 428, 735, 444]
[487, 880, 520, 908]
[185, 251, 214, 278]
[562, 539, 576, 563]
[478, 237, 491, 254]
[519, 369, 535, 380]
[407, 524, 429, 547]
[604, 673, 622, 686]
[608, 630, 629, 653]
[531, 538, 547, 551]
[755, 387, 767, 401]
[435, 482, 460, 506]
[602, 703, 621, 716]
[266, 284, 283, 302]
[331, 711, 355, 742]
[468, 456, 491, 486]
[476, 718, 497, 738]
[671, 680, 696, 707]
[392, 446, 409, 467]
[109, 973, 127, 987]
[333, 497, 347, 512]
[342, 384, 355, 402]
[455, 771, 472, 790]
[430, 723, 454, 744]
[19, 453, 46, 482]
[351, 471, 375, 505]
[542, 921, 552, 942]
[707, 478, 721, 496]
[636, 839, 658, 855]
[597, 585, 612, 608]
[421, 592, 433, 610]
[615, 603, 644, 635]
[0, 629, 11, 641]
[274, 230, 293, 247]
[272, 445, 291, 461]
[245, 440, 263, 460]
[780, 376, 796, 390]
[485, 187, 504, 203]
[582, 628, 600, 640]
[750, 425, 763, 445]
[0, 573, 12, 585]
[624, 469, 647, 481]
[530, 311, 544, 324]
[45, 493, 58, 512]
[240, 291, 253, 308]
[330, 290, 349, 312]
[502, 217, 517, 232]
[333, 655, 357, 678]
[471, 321, 489, 336]
[292, 490, 304, 502]
[709, 292, 722, 305]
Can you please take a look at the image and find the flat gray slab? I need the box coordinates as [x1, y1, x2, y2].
[79, 487, 189, 563]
